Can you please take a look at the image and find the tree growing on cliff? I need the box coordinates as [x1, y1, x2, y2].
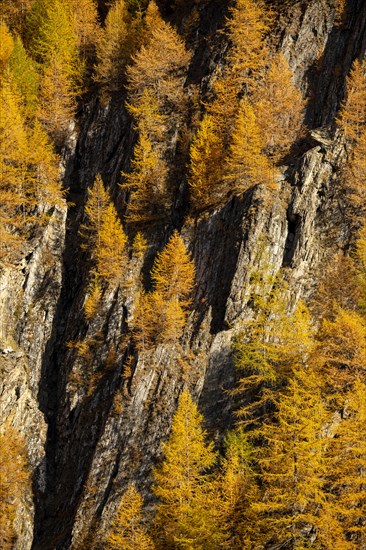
[106, 484, 155, 550]
[252, 53, 305, 161]
[132, 231, 195, 347]
[326, 379, 366, 548]
[152, 389, 224, 548]
[338, 59, 366, 143]
[0, 429, 30, 550]
[224, 99, 275, 194]
[82, 175, 127, 285]
[188, 114, 225, 210]
[126, 1, 191, 117]
[122, 132, 169, 223]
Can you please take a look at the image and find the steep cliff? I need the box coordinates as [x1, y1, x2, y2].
[1, 0, 365, 548]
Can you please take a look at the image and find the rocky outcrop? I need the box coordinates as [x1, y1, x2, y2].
[1, 0, 364, 548]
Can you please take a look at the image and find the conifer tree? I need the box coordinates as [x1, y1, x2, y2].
[150, 231, 195, 306]
[82, 175, 127, 284]
[107, 484, 155, 550]
[251, 366, 333, 549]
[68, 0, 99, 61]
[219, 429, 258, 549]
[234, 296, 314, 428]
[225, 99, 275, 194]
[96, 203, 128, 283]
[326, 379, 366, 548]
[152, 389, 224, 549]
[132, 231, 195, 347]
[8, 36, 39, 118]
[122, 132, 169, 223]
[94, 0, 130, 91]
[313, 307, 366, 401]
[32, 0, 80, 143]
[0, 22, 14, 73]
[126, 1, 191, 116]
[338, 59, 366, 143]
[188, 114, 225, 210]
[0, 429, 30, 550]
[253, 53, 305, 160]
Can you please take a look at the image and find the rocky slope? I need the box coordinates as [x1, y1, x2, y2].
[1, 1, 365, 548]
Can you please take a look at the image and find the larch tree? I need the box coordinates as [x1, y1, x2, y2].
[207, 0, 270, 142]
[224, 99, 275, 194]
[150, 230, 195, 307]
[122, 132, 169, 224]
[234, 296, 314, 429]
[0, 22, 14, 74]
[251, 366, 336, 549]
[126, 0, 191, 118]
[33, 0, 80, 143]
[132, 231, 195, 347]
[106, 484, 155, 550]
[0, 0, 33, 33]
[152, 389, 224, 549]
[312, 307, 366, 403]
[252, 53, 305, 161]
[8, 36, 39, 118]
[326, 379, 366, 548]
[95, 203, 128, 284]
[0, 429, 30, 550]
[81, 175, 128, 285]
[94, 0, 130, 91]
[68, 0, 99, 62]
[338, 59, 366, 143]
[188, 114, 225, 210]
[219, 429, 258, 549]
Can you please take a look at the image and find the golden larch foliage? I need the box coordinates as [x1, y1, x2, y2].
[338, 59, 366, 143]
[326, 379, 366, 548]
[188, 114, 225, 210]
[106, 484, 155, 550]
[84, 276, 102, 320]
[0, 22, 14, 73]
[95, 203, 128, 283]
[122, 132, 169, 223]
[126, 1, 191, 114]
[251, 366, 330, 548]
[152, 389, 224, 549]
[225, 99, 276, 193]
[0, 429, 30, 550]
[253, 53, 305, 160]
[151, 230, 195, 306]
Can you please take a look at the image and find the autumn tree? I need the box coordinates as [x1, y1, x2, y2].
[150, 230, 195, 306]
[0, 429, 30, 550]
[94, 0, 131, 91]
[132, 231, 195, 347]
[96, 203, 128, 283]
[126, 1, 191, 118]
[31, 0, 80, 143]
[122, 132, 169, 223]
[312, 307, 366, 403]
[207, 0, 270, 141]
[0, 22, 14, 74]
[252, 53, 305, 161]
[188, 114, 225, 210]
[82, 175, 128, 285]
[234, 288, 314, 429]
[152, 389, 224, 549]
[106, 484, 155, 550]
[219, 429, 258, 549]
[8, 36, 39, 118]
[338, 59, 366, 143]
[326, 379, 366, 548]
[250, 366, 348, 549]
[68, 0, 99, 62]
[224, 99, 275, 194]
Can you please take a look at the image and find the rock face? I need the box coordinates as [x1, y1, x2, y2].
[1, 1, 364, 549]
